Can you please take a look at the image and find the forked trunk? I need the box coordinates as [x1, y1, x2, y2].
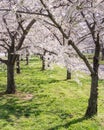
[85, 74, 98, 117]
[6, 63, 16, 94]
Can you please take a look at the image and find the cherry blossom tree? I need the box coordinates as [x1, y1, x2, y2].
[0, 1, 36, 93]
[38, 0, 104, 117]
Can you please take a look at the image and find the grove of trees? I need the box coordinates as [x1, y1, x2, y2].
[0, 0, 104, 118]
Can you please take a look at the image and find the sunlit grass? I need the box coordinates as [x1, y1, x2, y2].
[0, 56, 104, 130]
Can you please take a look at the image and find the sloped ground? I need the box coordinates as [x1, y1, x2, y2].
[0, 57, 104, 130]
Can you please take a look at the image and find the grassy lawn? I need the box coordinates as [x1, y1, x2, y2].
[0, 57, 104, 130]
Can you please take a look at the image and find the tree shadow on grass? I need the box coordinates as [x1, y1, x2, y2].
[0, 92, 89, 129]
[0, 96, 43, 123]
[48, 116, 88, 130]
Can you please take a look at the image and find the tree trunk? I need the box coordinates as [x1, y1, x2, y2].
[20, 54, 24, 61]
[85, 74, 98, 117]
[41, 55, 45, 71]
[102, 48, 104, 60]
[25, 49, 29, 65]
[16, 55, 20, 74]
[6, 63, 16, 94]
[67, 69, 71, 80]
[26, 54, 29, 65]
[85, 39, 100, 117]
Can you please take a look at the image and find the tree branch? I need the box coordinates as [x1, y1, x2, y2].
[0, 44, 9, 51]
[16, 13, 25, 32]
[68, 40, 95, 74]
[80, 11, 95, 41]
[34, 45, 58, 56]
[0, 8, 48, 17]
[43, 24, 63, 45]
[40, 0, 69, 39]
[16, 19, 36, 50]
[0, 38, 10, 48]
[2, 17, 13, 41]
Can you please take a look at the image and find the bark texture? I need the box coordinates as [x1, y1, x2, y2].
[85, 40, 100, 117]
[85, 74, 98, 117]
[6, 63, 16, 94]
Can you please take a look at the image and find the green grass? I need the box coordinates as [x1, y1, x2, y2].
[0, 56, 104, 130]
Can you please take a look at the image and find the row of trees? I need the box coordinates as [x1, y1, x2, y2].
[0, 0, 104, 117]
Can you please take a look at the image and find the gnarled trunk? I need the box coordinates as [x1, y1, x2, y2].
[6, 48, 16, 94]
[6, 63, 16, 94]
[85, 74, 98, 117]
[85, 40, 100, 117]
